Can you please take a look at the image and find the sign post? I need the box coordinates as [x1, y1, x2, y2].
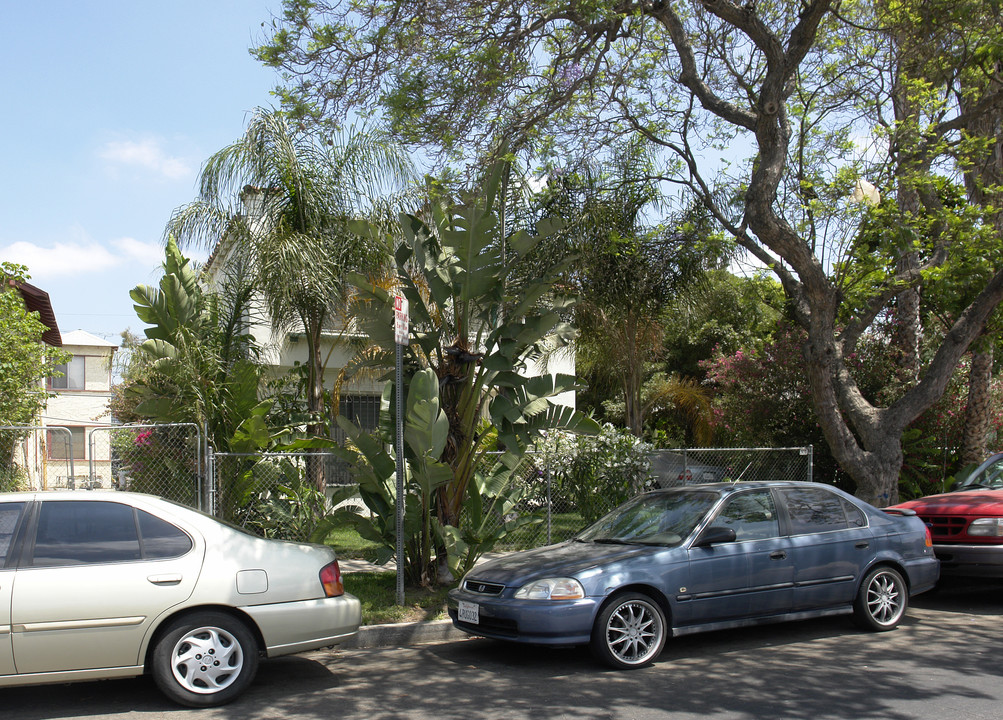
[392, 294, 409, 606]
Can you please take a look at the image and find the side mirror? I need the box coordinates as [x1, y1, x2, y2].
[694, 526, 737, 547]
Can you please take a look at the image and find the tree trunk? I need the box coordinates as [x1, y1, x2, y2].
[959, 62, 1002, 468]
[961, 347, 994, 466]
[891, 28, 924, 384]
[307, 321, 327, 492]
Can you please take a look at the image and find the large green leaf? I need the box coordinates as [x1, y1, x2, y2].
[404, 368, 449, 459]
[336, 414, 396, 481]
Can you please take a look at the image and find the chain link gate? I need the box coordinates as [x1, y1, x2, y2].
[87, 424, 204, 507]
[0, 425, 77, 491]
[1, 424, 204, 504]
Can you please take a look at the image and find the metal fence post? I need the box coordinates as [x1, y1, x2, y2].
[546, 467, 552, 546]
[206, 445, 216, 515]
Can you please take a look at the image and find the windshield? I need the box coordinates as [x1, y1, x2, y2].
[955, 455, 1003, 490]
[576, 491, 719, 546]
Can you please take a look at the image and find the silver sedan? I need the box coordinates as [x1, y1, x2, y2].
[0, 491, 360, 706]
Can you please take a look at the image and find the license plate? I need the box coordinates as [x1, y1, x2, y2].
[458, 600, 479, 625]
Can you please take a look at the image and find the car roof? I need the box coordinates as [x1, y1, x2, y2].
[0, 490, 222, 531]
[654, 481, 834, 492]
[0, 489, 159, 501]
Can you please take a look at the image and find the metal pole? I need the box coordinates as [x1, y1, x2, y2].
[395, 343, 406, 606]
[546, 468, 552, 546]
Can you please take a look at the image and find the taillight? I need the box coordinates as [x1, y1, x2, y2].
[924, 526, 933, 548]
[320, 560, 345, 597]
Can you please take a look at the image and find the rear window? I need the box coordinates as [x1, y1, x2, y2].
[138, 509, 194, 558]
[0, 502, 25, 566]
[780, 487, 852, 535]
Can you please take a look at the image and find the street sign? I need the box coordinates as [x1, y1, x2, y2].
[393, 294, 409, 346]
[392, 292, 408, 606]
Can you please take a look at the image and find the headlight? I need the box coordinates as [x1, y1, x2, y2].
[968, 518, 1003, 537]
[514, 577, 585, 600]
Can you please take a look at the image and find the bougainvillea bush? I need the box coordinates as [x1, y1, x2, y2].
[110, 426, 199, 506]
[703, 321, 1003, 499]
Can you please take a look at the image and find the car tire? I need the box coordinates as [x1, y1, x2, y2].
[853, 566, 908, 632]
[151, 611, 259, 707]
[590, 592, 667, 669]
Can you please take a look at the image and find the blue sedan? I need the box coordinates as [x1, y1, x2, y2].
[448, 482, 939, 669]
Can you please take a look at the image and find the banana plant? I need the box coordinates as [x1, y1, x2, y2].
[326, 368, 454, 586]
[125, 237, 261, 452]
[345, 160, 599, 581]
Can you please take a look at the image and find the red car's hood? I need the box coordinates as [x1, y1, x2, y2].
[894, 489, 1003, 515]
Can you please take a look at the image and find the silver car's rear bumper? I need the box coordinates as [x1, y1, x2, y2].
[243, 593, 362, 656]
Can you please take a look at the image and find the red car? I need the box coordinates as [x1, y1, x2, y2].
[891, 453, 1003, 577]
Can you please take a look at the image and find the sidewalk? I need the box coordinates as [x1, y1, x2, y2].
[337, 556, 468, 650]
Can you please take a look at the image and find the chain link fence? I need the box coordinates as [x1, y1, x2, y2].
[0, 423, 204, 506]
[209, 450, 353, 536]
[473, 446, 815, 551]
[3, 425, 814, 556]
[648, 447, 814, 486]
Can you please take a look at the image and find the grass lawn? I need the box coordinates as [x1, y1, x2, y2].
[344, 571, 454, 625]
[325, 525, 384, 559]
[494, 511, 587, 550]
[330, 513, 589, 625]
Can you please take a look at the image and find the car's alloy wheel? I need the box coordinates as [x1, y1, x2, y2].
[853, 566, 907, 631]
[152, 612, 259, 707]
[591, 592, 666, 669]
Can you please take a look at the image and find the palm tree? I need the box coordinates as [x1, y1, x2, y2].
[537, 141, 715, 437]
[168, 108, 416, 486]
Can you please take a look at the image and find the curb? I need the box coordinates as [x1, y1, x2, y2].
[341, 619, 467, 649]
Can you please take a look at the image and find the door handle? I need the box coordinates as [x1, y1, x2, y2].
[147, 574, 183, 586]
[769, 551, 787, 560]
[855, 542, 869, 549]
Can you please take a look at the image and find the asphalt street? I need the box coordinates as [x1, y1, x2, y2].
[2, 579, 1001, 720]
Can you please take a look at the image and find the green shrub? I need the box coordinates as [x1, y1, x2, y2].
[535, 425, 654, 523]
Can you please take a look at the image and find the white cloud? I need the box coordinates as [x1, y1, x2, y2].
[2, 239, 118, 278]
[112, 236, 164, 265]
[1, 233, 163, 280]
[97, 137, 192, 180]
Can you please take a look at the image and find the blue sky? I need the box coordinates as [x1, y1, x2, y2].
[1, 0, 282, 344]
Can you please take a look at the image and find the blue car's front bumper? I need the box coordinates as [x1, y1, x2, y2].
[447, 588, 600, 645]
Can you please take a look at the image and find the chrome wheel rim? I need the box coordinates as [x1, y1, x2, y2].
[605, 600, 663, 666]
[866, 572, 904, 627]
[170, 625, 244, 694]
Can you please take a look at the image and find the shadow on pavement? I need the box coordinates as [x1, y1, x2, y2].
[2, 583, 1000, 720]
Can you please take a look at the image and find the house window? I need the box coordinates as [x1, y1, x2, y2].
[48, 427, 86, 460]
[340, 394, 381, 431]
[328, 394, 381, 486]
[50, 356, 86, 390]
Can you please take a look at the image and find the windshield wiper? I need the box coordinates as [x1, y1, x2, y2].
[591, 538, 645, 545]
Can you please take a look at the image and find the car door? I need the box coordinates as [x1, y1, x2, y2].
[0, 502, 27, 676]
[10, 499, 203, 674]
[677, 489, 793, 626]
[777, 486, 873, 611]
